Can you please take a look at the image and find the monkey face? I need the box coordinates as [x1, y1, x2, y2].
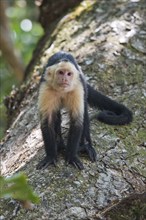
[56, 68, 73, 88]
[44, 61, 80, 92]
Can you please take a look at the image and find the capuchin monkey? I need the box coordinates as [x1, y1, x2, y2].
[37, 51, 132, 170]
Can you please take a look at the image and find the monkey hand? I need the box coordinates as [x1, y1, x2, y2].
[78, 144, 97, 162]
[36, 156, 57, 169]
[84, 144, 97, 162]
[66, 155, 84, 170]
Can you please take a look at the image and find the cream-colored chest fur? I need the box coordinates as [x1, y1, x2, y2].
[38, 82, 84, 122]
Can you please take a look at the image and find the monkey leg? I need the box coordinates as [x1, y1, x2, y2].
[36, 113, 61, 169]
[79, 106, 97, 162]
[66, 120, 84, 170]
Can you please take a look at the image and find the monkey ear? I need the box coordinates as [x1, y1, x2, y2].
[45, 67, 51, 76]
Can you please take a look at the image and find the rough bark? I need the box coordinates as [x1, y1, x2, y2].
[1, 0, 146, 219]
[38, 0, 82, 30]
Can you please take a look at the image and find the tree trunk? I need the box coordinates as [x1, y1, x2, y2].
[38, 0, 82, 30]
[0, 1, 24, 81]
[1, 1, 146, 219]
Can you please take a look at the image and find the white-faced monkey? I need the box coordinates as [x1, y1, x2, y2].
[37, 51, 132, 170]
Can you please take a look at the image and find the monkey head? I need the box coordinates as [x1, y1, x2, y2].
[44, 61, 80, 92]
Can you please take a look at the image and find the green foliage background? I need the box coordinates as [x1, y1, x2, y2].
[0, 0, 43, 139]
[0, 173, 40, 204]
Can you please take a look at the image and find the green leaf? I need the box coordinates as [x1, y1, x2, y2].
[0, 173, 39, 204]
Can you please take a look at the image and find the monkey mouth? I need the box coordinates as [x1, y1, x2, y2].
[60, 83, 69, 87]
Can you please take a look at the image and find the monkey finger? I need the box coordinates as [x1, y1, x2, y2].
[36, 157, 57, 169]
[79, 144, 97, 162]
[87, 147, 97, 162]
[66, 157, 84, 170]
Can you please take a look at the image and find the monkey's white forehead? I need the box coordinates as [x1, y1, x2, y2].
[56, 61, 78, 72]
[46, 61, 79, 74]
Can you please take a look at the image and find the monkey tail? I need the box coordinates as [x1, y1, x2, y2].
[87, 84, 133, 125]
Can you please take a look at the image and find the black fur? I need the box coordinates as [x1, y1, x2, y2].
[66, 118, 84, 169]
[36, 113, 58, 169]
[37, 51, 132, 170]
[87, 84, 133, 125]
[46, 51, 80, 71]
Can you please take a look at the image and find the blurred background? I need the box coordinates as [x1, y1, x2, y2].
[0, 0, 44, 139]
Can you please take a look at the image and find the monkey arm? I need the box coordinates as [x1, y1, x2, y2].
[36, 116, 57, 169]
[66, 118, 84, 170]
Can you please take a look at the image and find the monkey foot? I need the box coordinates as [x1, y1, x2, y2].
[66, 156, 84, 170]
[86, 146, 97, 162]
[79, 144, 97, 162]
[36, 156, 57, 169]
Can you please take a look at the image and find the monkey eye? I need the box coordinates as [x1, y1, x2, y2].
[58, 70, 64, 75]
[67, 72, 72, 76]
